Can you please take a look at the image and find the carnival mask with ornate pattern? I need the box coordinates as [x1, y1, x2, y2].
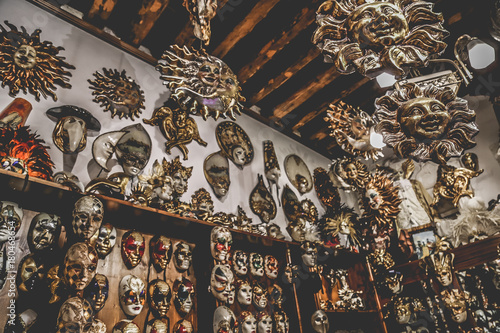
[0, 201, 22, 243]
[274, 310, 289, 333]
[148, 279, 172, 318]
[173, 241, 193, 272]
[16, 253, 45, 294]
[112, 320, 140, 333]
[210, 226, 232, 262]
[173, 277, 195, 316]
[121, 230, 145, 269]
[252, 281, 268, 310]
[150, 235, 173, 272]
[119, 275, 146, 317]
[63, 242, 98, 291]
[92, 223, 116, 259]
[213, 306, 236, 333]
[311, 310, 329, 333]
[56, 297, 93, 333]
[264, 255, 279, 279]
[72, 195, 104, 242]
[83, 274, 109, 313]
[210, 264, 234, 303]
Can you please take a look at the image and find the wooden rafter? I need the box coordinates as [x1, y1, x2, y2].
[88, 0, 118, 20]
[212, 0, 281, 59]
[130, 0, 171, 46]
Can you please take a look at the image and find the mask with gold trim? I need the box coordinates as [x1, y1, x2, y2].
[27, 213, 61, 254]
[119, 275, 146, 317]
[83, 274, 109, 313]
[210, 264, 234, 303]
[264, 255, 279, 279]
[121, 230, 145, 269]
[173, 241, 192, 272]
[62, 242, 98, 291]
[173, 277, 195, 316]
[148, 279, 172, 318]
[56, 297, 93, 333]
[150, 235, 173, 272]
[72, 195, 104, 242]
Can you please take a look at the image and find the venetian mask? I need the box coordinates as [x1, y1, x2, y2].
[365, 188, 382, 210]
[213, 306, 236, 333]
[442, 289, 469, 323]
[56, 297, 93, 333]
[173, 277, 195, 316]
[232, 250, 249, 276]
[273, 310, 289, 333]
[215, 122, 254, 169]
[211, 226, 232, 262]
[115, 124, 152, 176]
[252, 281, 268, 310]
[428, 252, 454, 287]
[267, 224, 285, 240]
[83, 274, 109, 313]
[27, 212, 61, 253]
[63, 242, 98, 291]
[301, 241, 318, 268]
[0, 201, 23, 243]
[85, 319, 107, 333]
[146, 319, 169, 333]
[53, 171, 85, 192]
[250, 253, 265, 277]
[148, 279, 172, 318]
[385, 271, 403, 295]
[256, 312, 273, 333]
[239, 311, 257, 333]
[173, 242, 193, 272]
[173, 319, 194, 333]
[16, 253, 44, 293]
[93, 223, 116, 259]
[284, 154, 313, 194]
[210, 264, 234, 303]
[121, 230, 145, 269]
[204, 152, 230, 198]
[264, 255, 279, 279]
[263, 140, 281, 183]
[112, 320, 140, 333]
[162, 156, 193, 199]
[311, 310, 329, 333]
[227, 284, 235, 305]
[72, 195, 104, 242]
[250, 174, 277, 224]
[236, 279, 252, 306]
[150, 235, 173, 272]
[394, 297, 412, 325]
[119, 275, 146, 317]
[47, 105, 101, 154]
[269, 284, 283, 309]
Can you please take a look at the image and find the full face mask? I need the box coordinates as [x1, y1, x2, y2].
[210, 264, 234, 303]
[173, 277, 195, 316]
[72, 195, 104, 241]
[236, 279, 252, 306]
[27, 212, 61, 254]
[119, 275, 146, 317]
[121, 230, 145, 268]
[112, 320, 141, 333]
[269, 284, 283, 309]
[173, 319, 194, 333]
[311, 310, 329, 333]
[150, 235, 173, 272]
[62, 242, 98, 291]
[210, 226, 232, 262]
[148, 279, 172, 318]
[300, 241, 318, 268]
[0, 201, 23, 244]
[252, 282, 268, 310]
[264, 255, 279, 279]
[173, 242, 192, 272]
[56, 297, 93, 333]
[93, 223, 116, 259]
[274, 310, 289, 333]
[256, 312, 273, 333]
[249, 253, 264, 277]
[16, 253, 45, 294]
[146, 319, 169, 333]
[213, 306, 236, 333]
[238, 311, 257, 333]
[232, 250, 249, 276]
[83, 274, 109, 313]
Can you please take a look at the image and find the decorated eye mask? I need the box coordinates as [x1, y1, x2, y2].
[232, 250, 248, 276]
[173, 242, 192, 272]
[311, 310, 329, 333]
[249, 252, 264, 277]
[210, 226, 233, 262]
[150, 235, 173, 272]
[83, 274, 109, 313]
[121, 230, 145, 268]
[72, 195, 104, 241]
[173, 277, 195, 316]
[148, 279, 172, 318]
[119, 275, 146, 317]
[210, 264, 234, 303]
[93, 223, 116, 259]
[264, 255, 279, 279]
[62, 242, 98, 291]
[27, 212, 61, 254]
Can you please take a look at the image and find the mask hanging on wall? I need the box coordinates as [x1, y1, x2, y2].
[88, 68, 145, 120]
[331, 157, 369, 191]
[164, 156, 194, 201]
[119, 275, 146, 317]
[56, 297, 93, 333]
[174, 319, 194, 333]
[204, 152, 230, 199]
[426, 251, 455, 287]
[173, 277, 195, 316]
[238, 311, 257, 333]
[256, 312, 273, 333]
[210, 264, 234, 303]
[432, 163, 483, 208]
[216, 121, 254, 169]
[313, 167, 341, 213]
[213, 306, 236, 333]
[53, 171, 85, 192]
[121, 230, 145, 269]
[232, 250, 249, 276]
[250, 174, 277, 225]
[282, 185, 320, 242]
[72, 195, 104, 242]
[146, 318, 169, 333]
[148, 279, 172, 318]
[62, 242, 98, 292]
[0, 98, 32, 130]
[263, 140, 281, 202]
[269, 284, 284, 309]
[264, 255, 279, 279]
[0, 22, 75, 101]
[16, 253, 45, 294]
[173, 241, 193, 272]
[83, 274, 109, 314]
[311, 310, 329, 333]
[249, 252, 265, 277]
[273, 310, 289, 333]
[235, 279, 252, 306]
[300, 241, 318, 268]
[252, 281, 268, 310]
[284, 154, 313, 195]
[0, 201, 23, 245]
[91, 223, 116, 259]
[156, 45, 245, 121]
[112, 320, 140, 333]
[150, 235, 173, 272]
[441, 289, 470, 324]
[183, 0, 218, 44]
[143, 103, 207, 160]
[210, 226, 232, 262]
[191, 188, 214, 220]
[318, 206, 361, 252]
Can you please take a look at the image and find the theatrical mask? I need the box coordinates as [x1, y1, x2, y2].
[332, 157, 369, 190]
[0, 201, 23, 243]
[427, 252, 454, 287]
[210, 264, 234, 302]
[89, 68, 145, 120]
[56, 297, 93, 333]
[85, 319, 107, 333]
[432, 163, 482, 208]
[216, 121, 254, 169]
[227, 283, 236, 305]
[256, 312, 273, 333]
[250, 174, 277, 224]
[375, 83, 478, 163]
[274, 310, 289, 333]
[269, 284, 284, 309]
[191, 188, 214, 219]
[121, 230, 145, 269]
[313, 167, 341, 212]
[150, 235, 173, 272]
[112, 320, 141, 333]
[264, 255, 279, 279]
[211, 226, 232, 262]
[47, 105, 101, 154]
[250, 253, 265, 277]
[53, 171, 85, 192]
[83, 274, 109, 313]
[27, 212, 61, 253]
[236, 279, 252, 306]
[213, 306, 236, 333]
[384, 270, 403, 295]
[313, 0, 447, 77]
[173, 277, 195, 316]
[163, 156, 193, 199]
[173, 319, 194, 333]
[62, 242, 98, 291]
[283, 264, 300, 284]
[146, 319, 169, 333]
[284, 154, 313, 194]
[252, 282, 268, 310]
[157, 45, 244, 121]
[318, 207, 360, 251]
[72, 195, 104, 242]
[368, 249, 395, 277]
[148, 279, 172, 318]
[311, 310, 329, 333]
[92, 223, 116, 259]
[441, 289, 469, 323]
[16, 253, 45, 293]
[238, 311, 257, 333]
[204, 152, 230, 198]
[301, 241, 318, 268]
[173, 242, 193, 272]
[119, 275, 146, 317]
[183, 0, 217, 44]
[0, 22, 74, 101]
[232, 250, 249, 276]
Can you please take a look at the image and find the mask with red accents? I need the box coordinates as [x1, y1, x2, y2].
[121, 230, 145, 268]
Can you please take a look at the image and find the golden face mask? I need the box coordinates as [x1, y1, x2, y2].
[148, 279, 172, 318]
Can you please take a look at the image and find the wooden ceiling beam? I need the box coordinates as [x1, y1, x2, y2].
[248, 47, 320, 105]
[130, 0, 170, 46]
[88, 0, 118, 20]
[309, 127, 330, 141]
[237, 1, 320, 84]
[272, 67, 340, 120]
[212, 0, 281, 59]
